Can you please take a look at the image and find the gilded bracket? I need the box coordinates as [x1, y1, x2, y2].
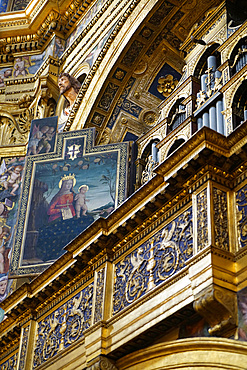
[193, 285, 237, 336]
[87, 355, 118, 370]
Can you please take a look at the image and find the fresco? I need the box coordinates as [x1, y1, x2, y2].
[66, 0, 107, 49]
[27, 117, 58, 156]
[10, 125, 128, 276]
[84, 31, 111, 67]
[0, 157, 25, 303]
[0, 38, 55, 87]
[54, 37, 65, 59]
[238, 286, 247, 341]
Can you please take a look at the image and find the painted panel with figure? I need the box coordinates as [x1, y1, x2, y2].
[27, 116, 58, 156]
[10, 126, 129, 276]
[0, 157, 25, 302]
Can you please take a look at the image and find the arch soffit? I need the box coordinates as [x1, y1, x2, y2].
[164, 134, 187, 159]
[140, 136, 162, 159]
[71, 0, 162, 130]
[73, 63, 91, 79]
[116, 338, 247, 370]
[223, 31, 247, 62]
[161, 92, 188, 120]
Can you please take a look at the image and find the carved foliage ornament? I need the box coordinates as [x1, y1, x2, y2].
[33, 283, 94, 368]
[0, 109, 32, 145]
[197, 188, 208, 251]
[141, 155, 157, 184]
[94, 268, 105, 324]
[236, 184, 247, 249]
[0, 353, 18, 369]
[213, 188, 229, 251]
[113, 208, 193, 314]
[88, 356, 118, 370]
[18, 325, 30, 370]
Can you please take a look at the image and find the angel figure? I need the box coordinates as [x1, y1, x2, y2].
[0, 161, 23, 196]
[28, 124, 47, 155]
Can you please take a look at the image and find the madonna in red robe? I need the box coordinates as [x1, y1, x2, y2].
[47, 178, 76, 222]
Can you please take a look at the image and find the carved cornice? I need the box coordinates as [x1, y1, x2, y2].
[0, 345, 19, 363]
[0, 0, 94, 54]
[156, 123, 247, 179]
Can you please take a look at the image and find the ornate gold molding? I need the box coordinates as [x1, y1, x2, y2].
[87, 356, 118, 370]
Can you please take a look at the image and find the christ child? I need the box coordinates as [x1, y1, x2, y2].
[75, 185, 89, 217]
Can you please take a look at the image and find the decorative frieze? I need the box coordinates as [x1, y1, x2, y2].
[213, 187, 229, 251]
[236, 184, 247, 249]
[33, 282, 94, 368]
[0, 351, 18, 370]
[113, 207, 193, 314]
[196, 188, 208, 251]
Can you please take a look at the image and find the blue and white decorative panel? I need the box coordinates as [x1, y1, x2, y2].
[113, 208, 193, 314]
[33, 282, 94, 368]
[0, 352, 18, 369]
[18, 325, 30, 370]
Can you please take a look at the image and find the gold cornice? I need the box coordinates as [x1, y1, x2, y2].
[0, 0, 94, 53]
[0, 144, 27, 157]
[155, 123, 247, 179]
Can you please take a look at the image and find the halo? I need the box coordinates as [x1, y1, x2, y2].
[78, 184, 89, 191]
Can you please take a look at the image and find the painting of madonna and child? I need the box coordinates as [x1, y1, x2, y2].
[16, 126, 128, 271]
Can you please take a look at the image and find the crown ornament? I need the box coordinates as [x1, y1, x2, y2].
[59, 173, 76, 188]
